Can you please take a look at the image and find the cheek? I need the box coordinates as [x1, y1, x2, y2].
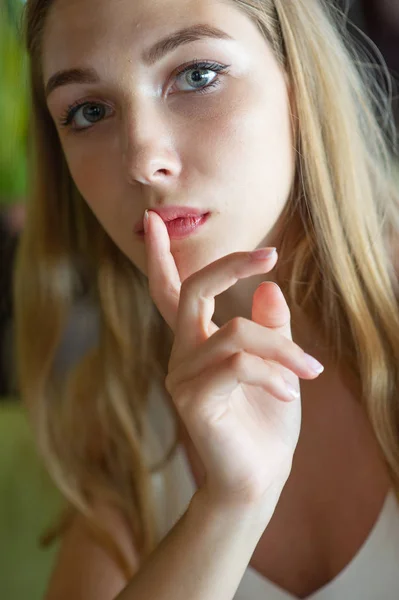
[197, 82, 294, 203]
[64, 145, 111, 214]
[62, 142, 139, 261]
[62, 141, 130, 245]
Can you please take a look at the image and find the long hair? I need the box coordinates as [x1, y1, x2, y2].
[14, 0, 399, 579]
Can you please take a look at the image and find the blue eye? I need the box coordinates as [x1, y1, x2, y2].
[59, 103, 113, 131]
[58, 59, 231, 133]
[174, 60, 230, 93]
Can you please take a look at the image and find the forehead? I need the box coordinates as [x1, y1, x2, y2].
[42, 0, 249, 80]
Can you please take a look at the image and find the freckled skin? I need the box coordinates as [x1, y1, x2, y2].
[43, 0, 295, 325]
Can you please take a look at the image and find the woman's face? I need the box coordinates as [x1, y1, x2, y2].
[43, 0, 295, 282]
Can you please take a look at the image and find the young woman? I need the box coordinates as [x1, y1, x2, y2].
[14, 0, 399, 598]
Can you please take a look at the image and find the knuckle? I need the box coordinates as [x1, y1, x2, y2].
[227, 316, 247, 337]
[180, 273, 196, 299]
[229, 351, 250, 374]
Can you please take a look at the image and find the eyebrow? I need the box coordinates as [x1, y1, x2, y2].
[45, 23, 234, 99]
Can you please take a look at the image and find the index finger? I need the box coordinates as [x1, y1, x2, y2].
[144, 210, 182, 332]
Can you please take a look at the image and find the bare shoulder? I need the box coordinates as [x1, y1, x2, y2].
[45, 502, 140, 600]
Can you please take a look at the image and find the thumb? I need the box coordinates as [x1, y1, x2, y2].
[252, 281, 293, 341]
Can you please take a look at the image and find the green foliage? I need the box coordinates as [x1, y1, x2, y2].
[0, 401, 62, 599]
[0, 0, 29, 204]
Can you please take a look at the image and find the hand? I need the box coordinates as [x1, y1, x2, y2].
[144, 211, 324, 523]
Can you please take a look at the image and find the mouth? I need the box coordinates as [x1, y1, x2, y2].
[136, 212, 211, 240]
[134, 206, 211, 234]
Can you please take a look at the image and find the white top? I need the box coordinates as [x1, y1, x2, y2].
[142, 378, 399, 599]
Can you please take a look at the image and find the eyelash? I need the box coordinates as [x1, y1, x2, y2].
[58, 60, 231, 133]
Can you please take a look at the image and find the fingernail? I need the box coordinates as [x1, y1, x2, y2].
[304, 353, 324, 374]
[144, 210, 149, 234]
[250, 248, 277, 261]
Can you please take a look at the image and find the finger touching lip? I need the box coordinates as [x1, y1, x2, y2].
[144, 211, 182, 332]
[134, 206, 210, 233]
[136, 212, 211, 240]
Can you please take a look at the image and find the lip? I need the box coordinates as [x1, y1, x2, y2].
[136, 211, 211, 240]
[134, 206, 209, 233]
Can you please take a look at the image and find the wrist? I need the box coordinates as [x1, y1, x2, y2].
[189, 485, 276, 538]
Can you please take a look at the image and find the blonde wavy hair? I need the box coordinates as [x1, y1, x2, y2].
[14, 0, 399, 579]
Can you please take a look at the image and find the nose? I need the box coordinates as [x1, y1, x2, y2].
[121, 102, 182, 187]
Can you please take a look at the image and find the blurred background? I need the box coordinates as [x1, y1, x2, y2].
[0, 0, 398, 598]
